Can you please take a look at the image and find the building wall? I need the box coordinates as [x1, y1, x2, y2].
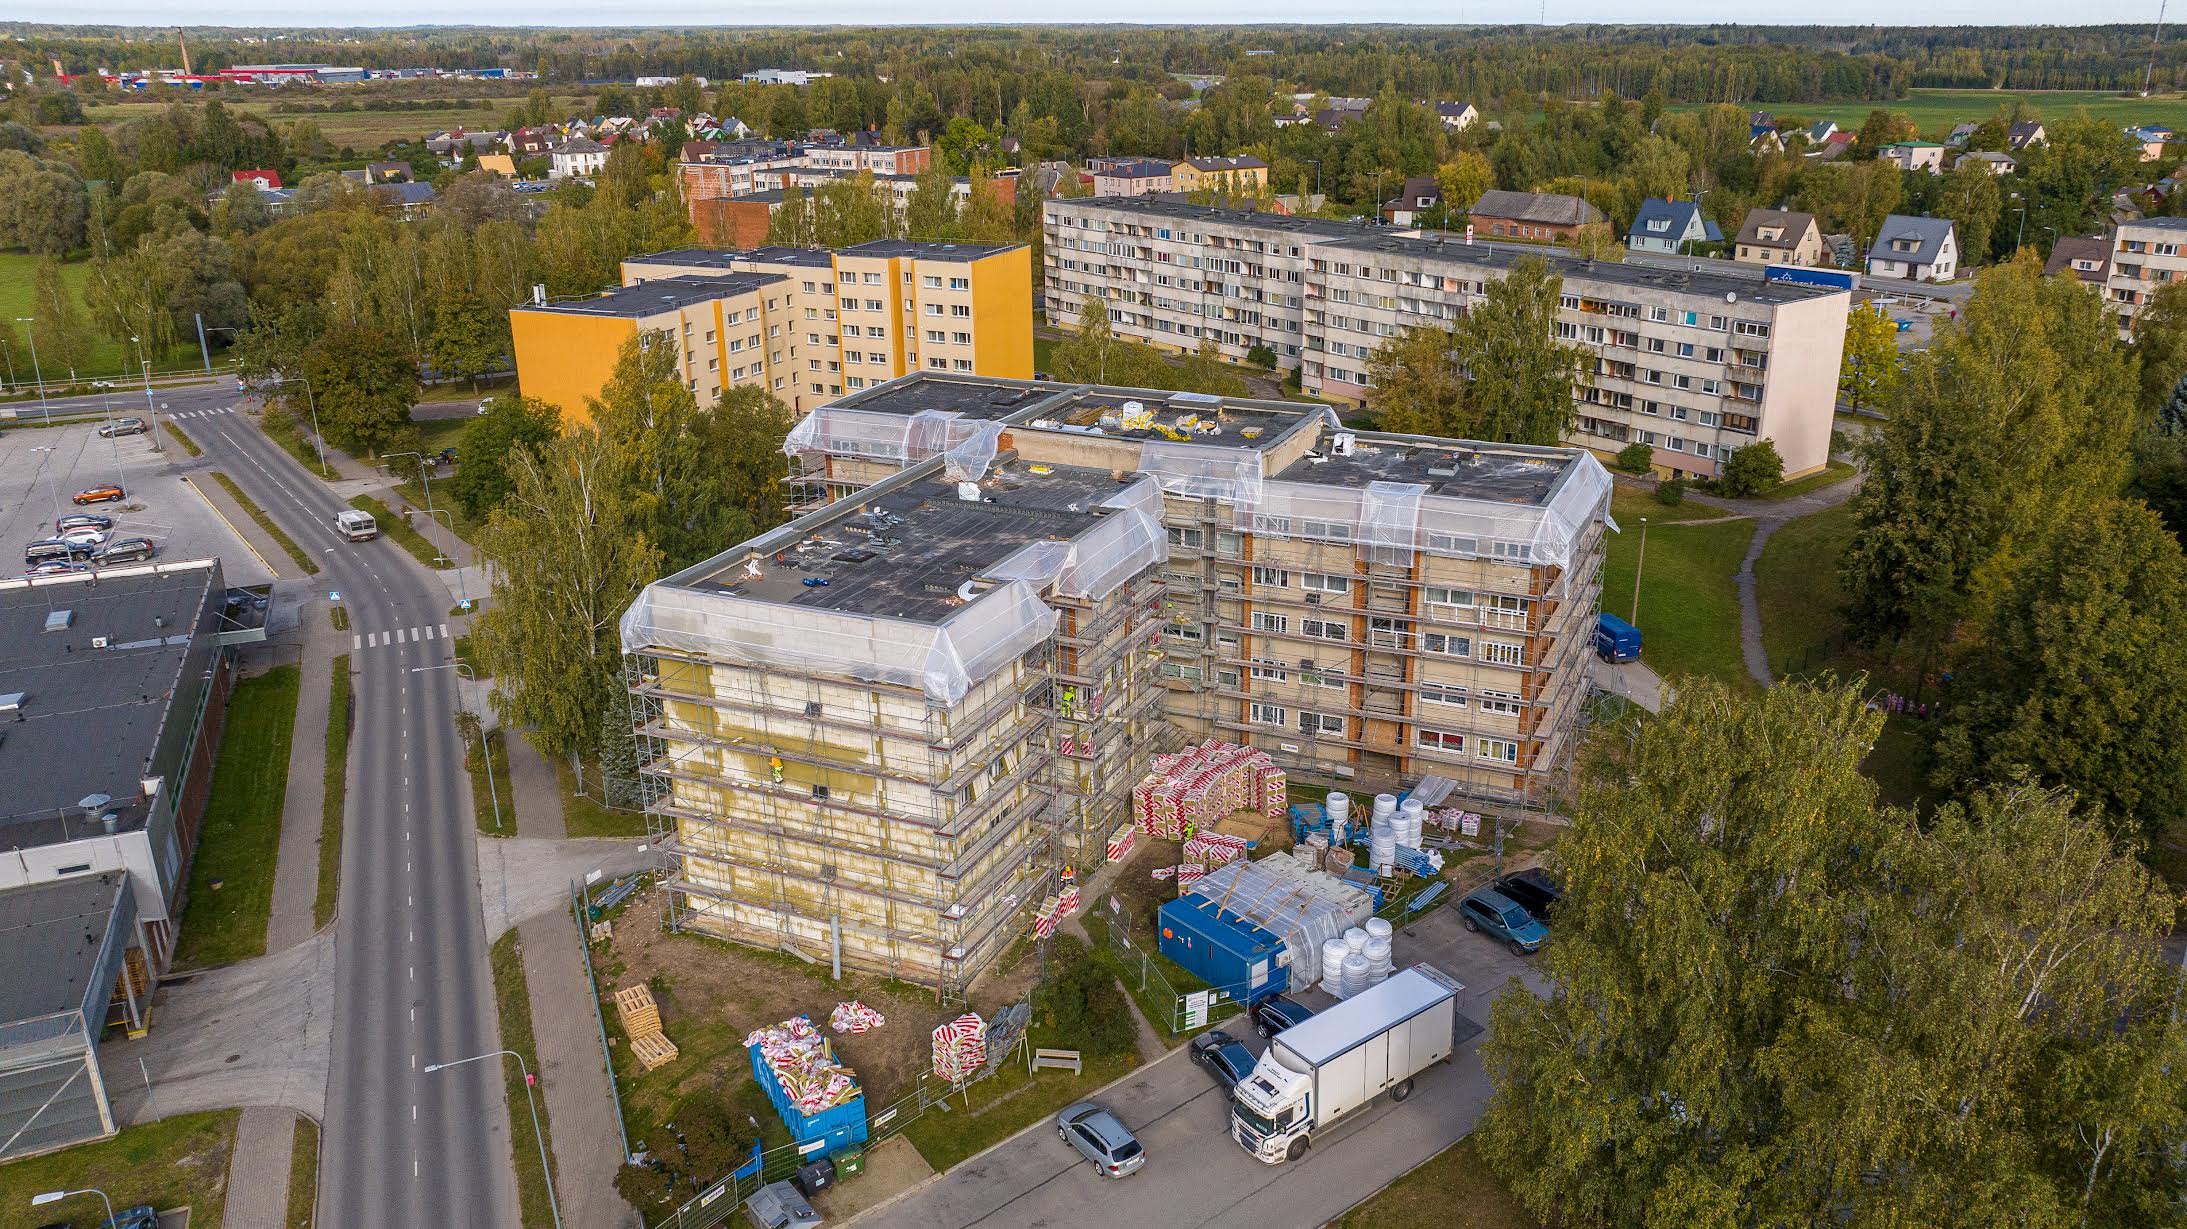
[969, 248, 1035, 380]
[690, 198, 775, 248]
[1470, 214, 1600, 243]
[2105, 221, 2187, 328]
[511, 311, 637, 425]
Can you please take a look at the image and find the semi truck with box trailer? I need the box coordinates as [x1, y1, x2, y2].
[1230, 963, 1462, 1163]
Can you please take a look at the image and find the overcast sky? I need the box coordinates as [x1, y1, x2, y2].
[41, 4, 2164, 29]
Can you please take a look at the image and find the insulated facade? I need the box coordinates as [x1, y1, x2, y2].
[1043, 196, 1849, 481]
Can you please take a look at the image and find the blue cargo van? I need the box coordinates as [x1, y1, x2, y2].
[1594, 612, 1643, 663]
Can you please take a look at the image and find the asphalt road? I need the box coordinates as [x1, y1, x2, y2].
[45, 381, 523, 1227]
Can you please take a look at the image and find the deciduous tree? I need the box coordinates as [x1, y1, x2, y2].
[299, 323, 417, 456]
[1839, 301, 1902, 413]
[448, 394, 559, 522]
[1367, 322, 1468, 438]
[1455, 256, 1589, 445]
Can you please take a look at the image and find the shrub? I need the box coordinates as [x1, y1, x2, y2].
[1718, 438, 1785, 497]
[1245, 342, 1278, 369]
[1655, 478, 1686, 506]
[1614, 441, 1654, 474]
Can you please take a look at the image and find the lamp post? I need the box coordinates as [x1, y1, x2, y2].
[14, 316, 46, 416]
[422, 1050, 560, 1228]
[413, 660, 499, 829]
[31, 1188, 114, 1225]
[28, 445, 64, 527]
[1629, 515, 1649, 626]
[423, 508, 471, 607]
[129, 335, 161, 453]
[383, 451, 448, 567]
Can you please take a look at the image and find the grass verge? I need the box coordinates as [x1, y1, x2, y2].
[0, 1108, 239, 1229]
[352, 493, 452, 570]
[1609, 483, 1730, 526]
[558, 756, 648, 839]
[1601, 517, 1756, 689]
[209, 471, 319, 576]
[899, 1035, 1137, 1173]
[453, 632, 489, 677]
[329, 605, 349, 631]
[287, 1116, 320, 1229]
[489, 930, 561, 1229]
[164, 420, 202, 456]
[174, 665, 302, 968]
[1752, 458, 1857, 501]
[468, 725, 516, 835]
[316, 655, 353, 931]
[259, 404, 331, 477]
[396, 478, 478, 543]
[1334, 1137, 1539, 1229]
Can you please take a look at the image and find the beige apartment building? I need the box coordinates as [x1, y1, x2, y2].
[2104, 216, 2187, 332]
[1043, 196, 1849, 480]
[622, 373, 1612, 991]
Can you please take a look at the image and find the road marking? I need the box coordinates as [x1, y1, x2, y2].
[412, 1104, 418, 1120]
[423, 625, 436, 641]
[366, 632, 378, 648]
[440, 622, 450, 637]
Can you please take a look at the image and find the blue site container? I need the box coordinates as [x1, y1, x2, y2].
[1158, 895, 1289, 1005]
[1595, 612, 1644, 663]
[748, 1039, 870, 1158]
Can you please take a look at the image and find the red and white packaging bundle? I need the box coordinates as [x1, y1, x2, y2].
[1106, 823, 1137, 862]
[829, 1001, 886, 1034]
[1056, 885, 1082, 917]
[1150, 865, 1178, 881]
[1174, 863, 1208, 892]
[1033, 911, 1059, 938]
[748, 1015, 863, 1111]
[1183, 832, 1248, 867]
[932, 1012, 989, 1081]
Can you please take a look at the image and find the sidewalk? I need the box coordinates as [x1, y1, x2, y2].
[224, 1108, 301, 1229]
[266, 616, 340, 952]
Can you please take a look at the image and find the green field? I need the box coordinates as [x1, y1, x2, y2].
[0, 254, 198, 383]
[1667, 88, 2187, 142]
[1602, 516, 1757, 689]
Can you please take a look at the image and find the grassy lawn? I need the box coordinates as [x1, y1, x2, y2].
[468, 725, 516, 835]
[316, 654, 353, 931]
[163, 420, 201, 456]
[417, 375, 513, 404]
[396, 477, 479, 542]
[1663, 88, 2187, 139]
[351, 493, 452, 569]
[287, 1115, 319, 1229]
[1608, 483, 1730, 526]
[412, 415, 472, 453]
[1753, 459, 1857, 502]
[452, 633, 490, 678]
[488, 931, 561, 1229]
[0, 254, 199, 382]
[174, 665, 302, 969]
[1601, 517, 1756, 689]
[79, 94, 597, 149]
[207, 471, 319, 576]
[1032, 336, 1057, 375]
[259, 405, 333, 477]
[1335, 1137, 1539, 1229]
[0, 1108, 239, 1229]
[899, 1041, 1139, 1173]
[559, 756, 648, 839]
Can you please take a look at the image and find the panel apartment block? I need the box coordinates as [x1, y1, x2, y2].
[1043, 197, 1849, 480]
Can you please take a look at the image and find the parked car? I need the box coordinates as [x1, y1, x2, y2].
[55, 513, 113, 533]
[56, 525, 109, 547]
[25, 560, 89, 576]
[96, 537, 156, 564]
[1459, 886, 1550, 956]
[1056, 1101, 1146, 1178]
[73, 484, 126, 505]
[99, 1206, 158, 1229]
[25, 538, 93, 566]
[1495, 868, 1563, 923]
[1249, 993, 1316, 1040]
[97, 416, 147, 438]
[1190, 1029, 1257, 1092]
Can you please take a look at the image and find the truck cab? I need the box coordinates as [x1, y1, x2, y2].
[335, 509, 378, 541]
[1232, 1055, 1316, 1162]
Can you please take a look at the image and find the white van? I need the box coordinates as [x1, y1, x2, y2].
[335, 509, 378, 542]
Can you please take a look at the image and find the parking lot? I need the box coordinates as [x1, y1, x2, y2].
[0, 412, 273, 587]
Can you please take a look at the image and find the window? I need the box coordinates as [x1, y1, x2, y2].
[1250, 702, 1288, 727]
[1162, 623, 1205, 645]
[1479, 739, 1519, 764]
[1481, 641, 1525, 666]
[1169, 526, 1204, 549]
[866, 299, 884, 312]
[1302, 618, 1347, 641]
[1424, 585, 1473, 611]
[1157, 661, 1204, 682]
[1300, 712, 1346, 736]
[1302, 572, 1351, 594]
[952, 331, 972, 345]
[1251, 566, 1290, 588]
[952, 359, 974, 371]
[1420, 682, 1468, 707]
[1416, 728, 1465, 752]
[1423, 631, 1471, 657]
[1215, 531, 1243, 558]
[1478, 689, 1522, 716]
[838, 271, 857, 284]
[862, 271, 882, 284]
[923, 275, 942, 288]
[1251, 659, 1287, 682]
[1369, 617, 1412, 649]
[1251, 611, 1290, 634]
[951, 304, 972, 318]
[870, 352, 887, 365]
[950, 276, 970, 290]
[1301, 663, 1347, 688]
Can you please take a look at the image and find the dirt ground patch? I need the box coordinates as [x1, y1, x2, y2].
[591, 880, 1041, 1155]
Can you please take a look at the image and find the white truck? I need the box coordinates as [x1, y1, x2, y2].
[1230, 963, 1462, 1163]
[334, 509, 378, 542]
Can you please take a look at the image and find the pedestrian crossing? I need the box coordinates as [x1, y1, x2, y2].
[171, 406, 240, 419]
[353, 622, 452, 651]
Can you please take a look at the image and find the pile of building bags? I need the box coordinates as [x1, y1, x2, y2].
[745, 1015, 861, 1114]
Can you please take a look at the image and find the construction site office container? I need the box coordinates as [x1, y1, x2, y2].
[1158, 894, 1289, 1004]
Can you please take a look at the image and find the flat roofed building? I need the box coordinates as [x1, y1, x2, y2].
[1043, 196, 1849, 481]
[510, 272, 788, 423]
[0, 560, 240, 973]
[0, 872, 148, 1160]
[624, 373, 1611, 993]
[2105, 216, 2187, 330]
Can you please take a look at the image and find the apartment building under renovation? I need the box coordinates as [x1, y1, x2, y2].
[620, 374, 1612, 993]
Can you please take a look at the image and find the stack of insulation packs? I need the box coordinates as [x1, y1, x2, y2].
[932, 1012, 989, 1081]
[746, 1016, 861, 1113]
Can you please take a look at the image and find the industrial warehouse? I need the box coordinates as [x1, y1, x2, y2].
[619, 373, 1611, 994]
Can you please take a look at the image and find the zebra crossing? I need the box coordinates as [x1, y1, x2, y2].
[170, 406, 241, 419]
[353, 622, 453, 652]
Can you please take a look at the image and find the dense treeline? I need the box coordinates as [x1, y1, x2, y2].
[9, 24, 2187, 105]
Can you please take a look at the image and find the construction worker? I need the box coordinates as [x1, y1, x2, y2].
[768, 756, 784, 785]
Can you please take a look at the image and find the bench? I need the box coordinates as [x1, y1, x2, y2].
[1031, 1047, 1082, 1075]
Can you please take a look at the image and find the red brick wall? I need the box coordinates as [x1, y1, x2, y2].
[691, 198, 775, 247]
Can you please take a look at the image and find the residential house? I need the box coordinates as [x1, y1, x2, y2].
[551, 136, 610, 179]
[477, 153, 517, 178]
[1956, 150, 2017, 176]
[2007, 121, 2047, 152]
[1750, 125, 1785, 155]
[1946, 121, 1981, 147]
[2128, 125, 2174, 162]
[1809, 131, 1858, 161]
[424, 129, 507, 157]
[1626, 198, 1723, 255]
[1867, 215, 1958, 282]
[1877, 142, 1947, 174]
[1733, 208, 1825, 267]
[370, 181, 437, 218]
[1171, 155, 1270, 195]
[231, 168, 280, 191]
[510, 126, 560, 155]
[1091, 157, 1176, 197]
[2104, 216, 2187, 329]
[363, 160, 411, 184]
[1466, 189, 1609, 243]
[1433, 102, 1479, 131]
[1381, 176, 1443, 226]
[1804, 120, 1839, 146]
[2043, 234, 2113, 285]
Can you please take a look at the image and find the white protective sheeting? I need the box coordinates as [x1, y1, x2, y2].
[1253, 451, 1611, 571]
[981, 476, 1169, 603]
[782, 406, 1005, 483]
[619, 577, 1059, 706]
[1136, 439, 1266, 507]
[1358, 481, 1428, 566]
[1189, 858, 1365, 987]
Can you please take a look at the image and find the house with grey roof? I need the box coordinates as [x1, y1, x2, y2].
[1466, 189, 1608, 243]
[1626, 198, 1722, 255]
[1867, 214, 1959, 282]
[2008, 121, 2048, 152]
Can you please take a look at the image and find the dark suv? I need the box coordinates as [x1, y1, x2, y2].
[1249, 993, 1316, 1039]
[1495, 868, 1563, 923]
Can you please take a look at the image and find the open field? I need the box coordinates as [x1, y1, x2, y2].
[77, 93, 598, 150]
[0, 254, 200, 383]
[1665, 88, 2187, 140]
[1601, 515, 1756, 688]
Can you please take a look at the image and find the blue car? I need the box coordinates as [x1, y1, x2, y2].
[1459, 887, 1549, 955]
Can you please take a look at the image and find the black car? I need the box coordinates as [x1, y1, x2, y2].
[96, 537, 156, 564]
[97, 416, 147, 438]
[1189, 1029, 1256, 1092]
[1249, 993, 1316, 1039]
[1496, 867, 1563, 923]
[55, 513, 114, 533]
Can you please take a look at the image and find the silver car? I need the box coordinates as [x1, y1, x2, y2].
[1056, 1101, 1145, 1178]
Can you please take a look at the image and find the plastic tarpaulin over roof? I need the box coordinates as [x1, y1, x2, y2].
[981, 476, 1168, 603]
[619, 576, 1059, 706]
[1252, 451, 1611, 571]
[1188, 858, 1365, 987]
[783, 407, 1005, 483]
[1137, 439, 1265, 507]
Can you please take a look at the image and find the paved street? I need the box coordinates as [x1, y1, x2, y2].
[857, 906, 1546, 1229]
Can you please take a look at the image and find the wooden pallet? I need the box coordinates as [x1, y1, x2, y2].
[629, 1030, 680, 1072]
[613, 985, 661, 1037]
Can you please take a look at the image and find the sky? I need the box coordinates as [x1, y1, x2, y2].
[30, 3, 2165, 28]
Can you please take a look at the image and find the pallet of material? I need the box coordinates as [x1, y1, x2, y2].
[614, 985, 663, 1037]
[629, 1030, 680, 1071]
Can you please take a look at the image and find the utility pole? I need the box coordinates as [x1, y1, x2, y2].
[1630, 516, 1649, 625]
[2148, 0, 2171, 96]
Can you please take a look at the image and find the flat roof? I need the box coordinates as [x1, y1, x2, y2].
[839, 239, 1021, 262]
[684, 461, 1127, 623]
[0, 564, 219, 841]
[623, 247, 745, 267]
[1023, 387, 1311, 451]
[1275, 435, 1575, 504]
[0, 872, 127, 1025]
[1311, 231, 1834, 306]
[829, 375, 1057, 421]
[518, 273, 785, 318]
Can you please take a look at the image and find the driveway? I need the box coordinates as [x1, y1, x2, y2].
[855, 905, 1546, 1229]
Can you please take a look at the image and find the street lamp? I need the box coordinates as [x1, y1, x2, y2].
[1629, 515, 1649, 626]
[423, 508, 471, 606]
[31, 1188, 114, 1224]
[422, 1050, 560, 1228]
[13, 316, 46, 416]
[414, 661, 499, 829]
[383, 451, 449, 568]
[128, 335, 161, 453]
[28, 445, 64, 527]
